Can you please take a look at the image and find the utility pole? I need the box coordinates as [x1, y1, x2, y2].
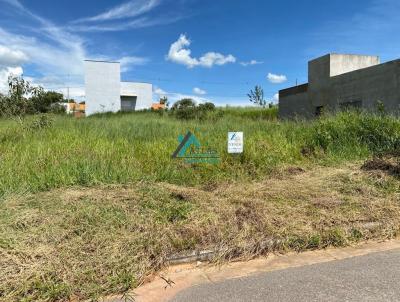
[67, 74, 70, 100]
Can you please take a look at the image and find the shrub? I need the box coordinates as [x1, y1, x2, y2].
[175, 107, 197, 120]
[24, 114, 54, 131]
[170, 99, 217, 120]
[304, 111, 400, 155]
[0, 77, 66, 121]
[0, 77, 35, 120]
[49, 103, 67, 114]
[198, 102, 216, 111]
[171, 98, 196, 111]
[31, 91, 64, 113]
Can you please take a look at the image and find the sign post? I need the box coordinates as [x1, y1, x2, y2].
[228, 132, 244, 154]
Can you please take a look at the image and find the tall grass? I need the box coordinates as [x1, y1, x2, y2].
[221, 106, 278, 120]
[0, 109, 399, 196]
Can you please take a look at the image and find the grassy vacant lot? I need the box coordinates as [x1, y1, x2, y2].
[0, 108, 399, 196]
[1, 108, 400, 301]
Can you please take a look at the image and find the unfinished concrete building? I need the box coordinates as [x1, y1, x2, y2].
[279, 54, 400, 119]
[84, 60, 153, 116]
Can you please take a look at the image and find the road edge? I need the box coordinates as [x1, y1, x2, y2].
[105, 240, 400, 302]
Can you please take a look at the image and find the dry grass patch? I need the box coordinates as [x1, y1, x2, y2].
[1, 164, 400, 301]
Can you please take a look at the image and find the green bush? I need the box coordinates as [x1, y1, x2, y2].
[49, 103, 67, 115]
[171, 99, 217, 120]
[30, 91, 64, 113]
[305, 111, 400, 156]
[24, 114, 54, 132]
[0, 76, 67, 119]
[171, 98, 196, 111]
[198, 102, 216, 111]
[170, 98, 197, 120]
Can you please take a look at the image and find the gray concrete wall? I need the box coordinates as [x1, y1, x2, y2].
[278, 91, 311, 119]
[330, 59, 400, 112]
[329, 54, 380, 77]
[308, 54, 331, 85]
[279, 54, 400, 119]
[308, 55, 332, 109]
[120, 82, 153, 111]
[85, 60, 121, 116]
[278, 84, 312, 119]
[308, 54, 381, 108]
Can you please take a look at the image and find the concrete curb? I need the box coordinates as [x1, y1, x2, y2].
[106, 239, 400, 302]
[166, 238, 283, 265]
[166, 223, 386, 265]
[167, 249, 216, 265]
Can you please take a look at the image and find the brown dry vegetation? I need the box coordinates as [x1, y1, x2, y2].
[1, 161, 399, 301]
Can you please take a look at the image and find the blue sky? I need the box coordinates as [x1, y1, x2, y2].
[0, 0, 399, 105]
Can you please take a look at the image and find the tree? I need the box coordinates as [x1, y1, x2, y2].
[160, 96, 168, 105]
[0, 76, 66, 122]
[198, 102, 215, 111]
[0, 76, 37, 123]
[30, 91, 64, 113]
[171, 98, 196, 111]
[170, 99, 217, 120]
[170, 98, 196, 119]
[159, 96, 169, 109]
[248, 85, 266, 108]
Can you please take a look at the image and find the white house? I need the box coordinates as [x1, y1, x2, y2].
[84, 60, 153, 116]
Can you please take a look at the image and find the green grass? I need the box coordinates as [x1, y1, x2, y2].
[1, 108, 400, 301]
[0, 109, 400, 197]
[1, 164, 400, 301]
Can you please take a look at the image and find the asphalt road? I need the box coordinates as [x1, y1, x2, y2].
[170, 249, 400, 302]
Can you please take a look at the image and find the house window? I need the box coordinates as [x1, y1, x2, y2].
[121, 96, 137, 112]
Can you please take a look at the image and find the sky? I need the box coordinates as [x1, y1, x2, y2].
[0, 0, 399, 106]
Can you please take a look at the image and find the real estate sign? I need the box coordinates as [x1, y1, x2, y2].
[228, 132, 243, 154]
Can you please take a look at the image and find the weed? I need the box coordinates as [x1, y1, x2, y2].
[0, 111, 399, 196]
[1, 165, 400, 301]
[1, 110, 400, 300]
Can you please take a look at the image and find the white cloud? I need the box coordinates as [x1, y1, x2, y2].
[210, 96, 253, 107]
[0, 0, 87, 78]
[198, 52, 236, 68]
[73, 0, 161, 23]
[240, 60, 263, 67]
[68, 0, 185, 33]
[0, 1, 85, 99]
[0, 66, 23, 93]
[0, 45, 29, 67]
[152, 86, 210, 104]
[119, 56, 149, 72]
[0, 27, 85, 80]
[267, 72, 287, 84]
[193, 87, 206, 95]
[0, 0, 24, 10]
[167, 34, 236, 68]
[273, 93, 279, 103]
[167, 35, 198, 68]
[55, 87, 85, 101]
[169, 92, 209, 104]
[69, 16, 182, 32]
[153, 86, 263, 107]
[154, 86, 167, 96]
[0, 0, 153, 101]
